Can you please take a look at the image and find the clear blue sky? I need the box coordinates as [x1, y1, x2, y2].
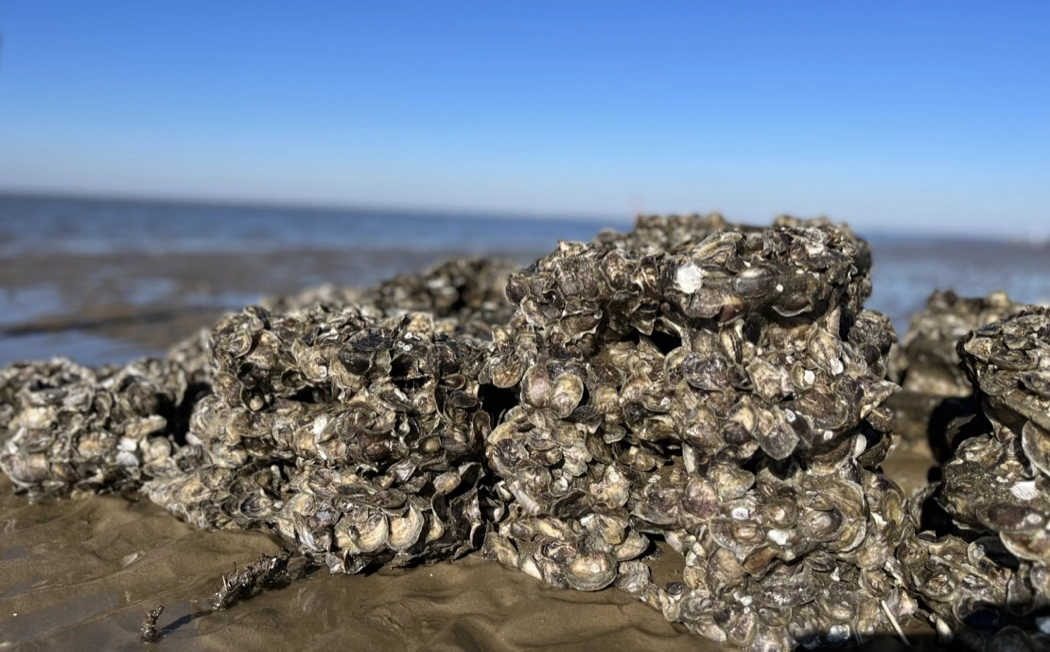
[1, 1, 1048, 236]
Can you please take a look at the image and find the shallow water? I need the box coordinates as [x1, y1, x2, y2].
[867, 235, 1050, 332]
[0, 193, 615, 258]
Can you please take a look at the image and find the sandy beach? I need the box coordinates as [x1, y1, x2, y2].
[2, 462, 939, 651]
[2, 475, 720, 652]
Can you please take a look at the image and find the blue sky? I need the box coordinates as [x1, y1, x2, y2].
[0, 1, 1048, 236]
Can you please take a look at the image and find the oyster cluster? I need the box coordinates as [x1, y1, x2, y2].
[7, 213, 1050, 649]
[261, 257, 518, 338]
[142, 259, 520, 573]
[479, 214, 914, 648]
[0, 355, 203, 495]
[902, 307, 1050, 646]
[888, 291, 1027, 448]
[891, 291, 1026, 397]
[1, 260, 517, 576]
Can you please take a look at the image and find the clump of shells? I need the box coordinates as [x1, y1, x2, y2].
[0, 355, 202, 495]
[6, 214, 1050, 648]
[262, 257, 519, 340]
[901, 307, 1050, 647]
[887, 291, 1028, 448]
[891, 290, 1026, 397]
[479, 215, 913, 649]
[143, 259, 519, 573]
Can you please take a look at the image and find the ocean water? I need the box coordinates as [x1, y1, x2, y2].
[0, 193, 611, 257]
[1, 192, 1048, 367]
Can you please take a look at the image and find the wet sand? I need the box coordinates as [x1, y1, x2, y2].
[0, 248, 941, 650]
[1, 477, 715, 652]
[1, 467, 939, 651]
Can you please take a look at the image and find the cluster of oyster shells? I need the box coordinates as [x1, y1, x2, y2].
[900, 307, 1050, 647]
[887, 291, 1028, 450]
[0, 356, 203, 495]
[143, 258, 524, 573]
[891, 290, 1027, 397]
[261, 257, 519, 340]
[479, 214, 913, 649]
[3, 213, 1050, 649]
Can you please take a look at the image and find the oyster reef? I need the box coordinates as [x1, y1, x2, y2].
[1, 214, 1048, 650]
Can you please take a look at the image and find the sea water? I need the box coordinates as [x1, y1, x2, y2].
[2, 193, 1048, 366]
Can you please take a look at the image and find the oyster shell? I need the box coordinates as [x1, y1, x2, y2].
[0, 356, 202, 495]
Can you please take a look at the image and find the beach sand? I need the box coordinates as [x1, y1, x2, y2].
[0, 249, 939, 651]
[1, 476, 714, 652]
[1, 466, 939, 651]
